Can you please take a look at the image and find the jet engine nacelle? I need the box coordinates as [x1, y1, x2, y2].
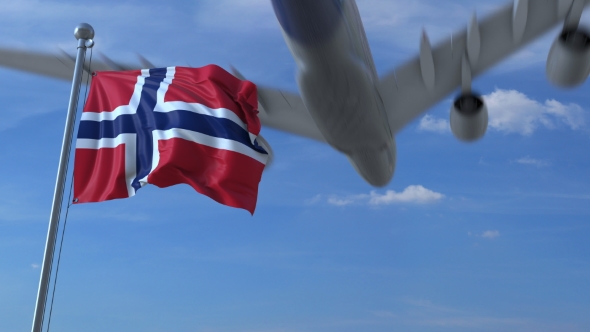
[450, 94, 488, 142]
[546, 28, 590, 87]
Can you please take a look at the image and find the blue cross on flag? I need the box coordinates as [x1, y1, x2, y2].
[74, 65, 268, 214]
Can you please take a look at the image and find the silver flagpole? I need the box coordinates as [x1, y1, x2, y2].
[31, 23, 94, 332]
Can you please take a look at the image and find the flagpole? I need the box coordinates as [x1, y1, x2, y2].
[31, 23, 94, 332]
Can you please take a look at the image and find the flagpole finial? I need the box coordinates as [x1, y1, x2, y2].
[74, 23, 94, 40]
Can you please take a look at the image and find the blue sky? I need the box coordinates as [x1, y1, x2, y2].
[1, 0, 590, 331]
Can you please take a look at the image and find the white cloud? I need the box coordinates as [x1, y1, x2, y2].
[369, 185, 444, 205]
[402, 298, 461, 313]
[324, 185, 444, 207]
[468, 230, 501, 239]
[418, 89, 586, 136]
[516, 156, 549, 167]
[326, 193, 369, 206]
[304, 195, 322, 205]
[418, 115, 449, 133]
[481, 230, 500, 239]
[31, 264, 39, 269]
[484, 89, 585, 135]
[327, 197, 356, 206]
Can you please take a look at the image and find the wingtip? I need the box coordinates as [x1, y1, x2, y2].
[136, 53, 155, 69]
[230, 64, 246, 80]
[57, 47, 75, 62]
[421, 29, 429, 43]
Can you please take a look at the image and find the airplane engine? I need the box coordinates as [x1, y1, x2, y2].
[546, 28, 590, 87]
[450, 94, 488, 142]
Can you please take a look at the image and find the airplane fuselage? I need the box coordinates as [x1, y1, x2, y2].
[272, 0, 396, 186]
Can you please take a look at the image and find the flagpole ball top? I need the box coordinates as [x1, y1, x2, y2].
[74, 23, 94, 40]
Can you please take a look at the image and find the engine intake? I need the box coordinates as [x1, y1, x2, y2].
[546, 28, 590, 87]
[450, 93, 488, 142]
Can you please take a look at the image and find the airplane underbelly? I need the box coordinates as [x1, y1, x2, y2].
[297, 63, 385, 149]
[271, 0, 343, 46]
[273, 0, 396, 186]
[297, 61, 396, 187]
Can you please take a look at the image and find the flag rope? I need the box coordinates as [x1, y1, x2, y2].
[44, 48, 93, 332]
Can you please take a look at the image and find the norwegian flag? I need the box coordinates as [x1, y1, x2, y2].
[73, 65, 268, 214]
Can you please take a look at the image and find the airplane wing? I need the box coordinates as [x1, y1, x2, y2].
[380, 0, 590, 134]
[255, 87, 325, 141]
[0, 47, 325, 142]
[0, 47, 142, 82]
[1, 0, 587, 143]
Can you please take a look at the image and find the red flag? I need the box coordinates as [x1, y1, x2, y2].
[74, 65, 268, 214]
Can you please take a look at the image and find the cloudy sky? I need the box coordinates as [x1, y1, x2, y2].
[1, 0, 590, 331]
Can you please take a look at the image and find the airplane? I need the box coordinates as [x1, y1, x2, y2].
[0, 0, 589, 187]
